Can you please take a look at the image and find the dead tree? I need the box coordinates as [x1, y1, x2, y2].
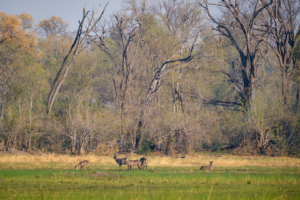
[263, 0, 300, 107]
[135, 38, 200, 151]
[46, 3, 109, 114]
[198, 0, 273, 109]
[97, 14, 141, 131]
[154, 0, 203, 113]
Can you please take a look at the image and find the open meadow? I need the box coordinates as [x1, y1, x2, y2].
[0, 153, 300, 200]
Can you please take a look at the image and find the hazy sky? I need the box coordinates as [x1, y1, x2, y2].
[1, 0, 123, 32]
[1, 0, 221, 32]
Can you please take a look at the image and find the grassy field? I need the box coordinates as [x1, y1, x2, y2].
[0, 154, 300, 199]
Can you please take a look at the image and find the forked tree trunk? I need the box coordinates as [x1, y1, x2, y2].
[78, 140, 87, 155]
[256, 129, 271, 153]
[3, 136, 9, 152]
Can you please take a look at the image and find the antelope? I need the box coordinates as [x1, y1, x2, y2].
[127, 159, 142, 170]
[140, 157, 147, 169]
[75, 160, 90, 171]
[200, 161, 213, 170]
[113, 154, 130, 170]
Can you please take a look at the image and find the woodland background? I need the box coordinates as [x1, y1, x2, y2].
[0, 0, 300, 156]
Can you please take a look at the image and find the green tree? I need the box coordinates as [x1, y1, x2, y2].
[0, 12, 37, 151]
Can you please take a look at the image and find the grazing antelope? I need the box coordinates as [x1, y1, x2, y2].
[200, 161, 213, 170]
[127, 159, 142, 170]
[140, 157, 147, 169]
[113, 154, 130, 170]
[75, 160, 90, 171]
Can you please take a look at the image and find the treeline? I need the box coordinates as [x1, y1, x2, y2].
[0, 0, 300, 156]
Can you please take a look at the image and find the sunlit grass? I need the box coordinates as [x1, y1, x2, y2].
[0, 153, 300, 199]
[1, 153, 300, 169]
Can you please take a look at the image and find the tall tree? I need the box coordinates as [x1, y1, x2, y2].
[154, 0, 203, 113]
[46, 4, 109, 114]
[263, 0, 300, 107]
[97, 13, 141, 130]
[198, 0, 273, 108]
[0, 12, 37, 151]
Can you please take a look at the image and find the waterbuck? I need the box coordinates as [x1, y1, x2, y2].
[200, 161, 213, 170]
[75, 160, 90, 171]
[140, 157, 147, 169]
[127, 159, 142, 170]
[113, 154, 130, 170]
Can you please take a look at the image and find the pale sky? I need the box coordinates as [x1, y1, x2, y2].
[0, 0, 123, 32]
[1, 0, 221, 32]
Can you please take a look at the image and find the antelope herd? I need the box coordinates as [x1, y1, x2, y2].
[113, 154, 148, 171]
[75, 155, 214, 172]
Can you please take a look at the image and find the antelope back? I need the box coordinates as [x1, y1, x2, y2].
[128, 159, 141, 165]
[200, 161, 213, 170]
[80, 160, 89, 165]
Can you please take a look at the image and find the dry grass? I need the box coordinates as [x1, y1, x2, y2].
[0, 152, 300, 169]
[148, 155, 300, 167]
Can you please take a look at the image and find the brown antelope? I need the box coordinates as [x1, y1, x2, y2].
[127, 159, 142, 170]
[113, 154, 130, 170]
[75, 160, 90, 171]
[200, 161, 213, 170]
[140, 157, 147, 169]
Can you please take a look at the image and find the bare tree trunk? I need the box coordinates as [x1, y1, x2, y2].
[136, 50, 197, 150]
[199, 0, 273, 109]
[0, 97, 3, 125]
[28, 91, 33, 149]
[172, 75, 176, 113]
[183, 130, 191, 154]
[176, 66, 184, 112]
[13, 133, 17, 149]
[46, 4, 108, 114]
[18, 98, 21, 118]
[282, 70, 286, 106]
[3, 136, 9, 152]
[0, 79, 6, 127]
[0, 98, 3, 125]
[72, 129, 76, 153]
[78, 140, 87, 155]
[175, 50, 184, 113]
[165, 133, 172, 155]
[256, 129, 271, 153]
[296, 89, 300, 110]
[46, 53, 78, 114]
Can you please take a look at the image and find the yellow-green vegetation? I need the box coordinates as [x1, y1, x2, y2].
[1, 154, 300, 168]
[0, 155, 300, 199]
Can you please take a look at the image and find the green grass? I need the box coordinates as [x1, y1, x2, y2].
[0, 165, 299, 199]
